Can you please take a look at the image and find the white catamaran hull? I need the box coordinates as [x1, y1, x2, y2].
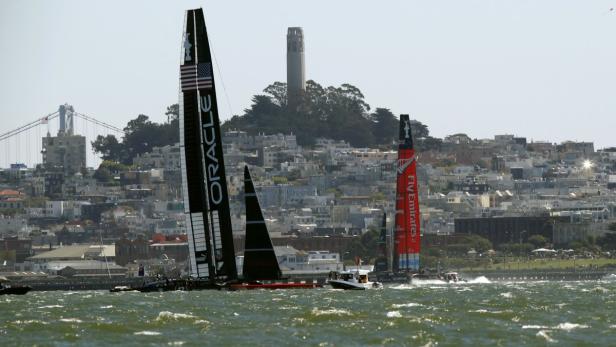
[328, 279, 382, 290]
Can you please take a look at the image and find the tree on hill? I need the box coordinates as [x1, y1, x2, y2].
[91, 104, 180, 165]
[222, 81, 434, 148]
[370, 108, 398, 145]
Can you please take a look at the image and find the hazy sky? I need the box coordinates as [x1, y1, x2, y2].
[1, 0, 615, 167]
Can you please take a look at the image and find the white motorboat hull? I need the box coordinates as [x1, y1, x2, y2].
[328, 280, 382, 290]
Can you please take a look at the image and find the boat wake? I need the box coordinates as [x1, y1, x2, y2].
[466, 276, 491, 284]
[602, 273, 616, 281]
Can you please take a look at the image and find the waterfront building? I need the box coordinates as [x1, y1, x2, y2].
[45, 260, 126, 277]
[28, 244, 116, 271]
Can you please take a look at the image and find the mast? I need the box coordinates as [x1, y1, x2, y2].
[394, 115, 421, 272]
[378, 212, 387, 253]
[179, 8, 237, 281]
[242, 166, 282, 281]
[374, 212, 388, 272]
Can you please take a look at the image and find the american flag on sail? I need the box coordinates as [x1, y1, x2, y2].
[180, 63, 213, 91]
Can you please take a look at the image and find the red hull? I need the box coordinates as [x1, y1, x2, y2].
[227, 282, 322, 290]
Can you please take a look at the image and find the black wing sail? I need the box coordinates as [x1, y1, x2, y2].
[179, 8, 237, 281]
[242, 166, 282, 281]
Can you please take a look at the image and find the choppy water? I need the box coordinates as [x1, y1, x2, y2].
[2, 277, 616, 346]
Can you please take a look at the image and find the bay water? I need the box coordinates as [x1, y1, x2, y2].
[2, 277, 616, 346]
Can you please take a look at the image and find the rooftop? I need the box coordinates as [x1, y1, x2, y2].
[29, 244, 115, 260]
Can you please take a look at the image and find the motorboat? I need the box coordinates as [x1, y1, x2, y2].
[441, 272, 465, 283]
[410, 271, 466, 284]
[328, 270, 382, 290]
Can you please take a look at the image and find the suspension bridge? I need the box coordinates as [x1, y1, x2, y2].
[0, 104, 125, 170]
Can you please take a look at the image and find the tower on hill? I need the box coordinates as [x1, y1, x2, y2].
[286, 27, 305, 110]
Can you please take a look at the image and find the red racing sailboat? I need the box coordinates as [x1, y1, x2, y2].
[394, 114, 421, 273]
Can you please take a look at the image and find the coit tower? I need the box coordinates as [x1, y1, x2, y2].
[286, 27, 305, 110]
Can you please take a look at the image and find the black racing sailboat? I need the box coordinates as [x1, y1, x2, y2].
[229, 166, 321, 290]
[135, 9, 319, 292]
[241, 166, 282, 281]
[135, 8, 236, 292]
[179, 8, 236, 284]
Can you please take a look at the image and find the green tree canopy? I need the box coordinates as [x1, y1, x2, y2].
[91, 104, 180, 165]
[528, 234, 548, 248]
[222, 81, 434, 148]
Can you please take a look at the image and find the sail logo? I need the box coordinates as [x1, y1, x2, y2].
[200, 94, 223, 206]
[404, 120, 411, 139]
[397, 156, 415, 174]
[183, 33, 192, 62]
[407, 175, 418, 240]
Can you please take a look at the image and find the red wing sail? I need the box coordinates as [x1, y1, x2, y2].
[394, 114, 421, 271]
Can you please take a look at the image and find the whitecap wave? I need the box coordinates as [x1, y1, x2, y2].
[134, 331, 161, 336]
[500, 292, 512, 298]
[536, 330, 557, 343]
[156, 311, 197, 322]
[100, 305, 113, 309]
[522, 325, 549, 329]
[13, 319, 49, 325]
[553, 322, 589, 331]
[391, 302, 423, 308]
[38, 305, 63, 308]
[311, 308, 352, 316]
[523, 323, 589, 331]
[59, 318, 83, 323]
[386, 311, 402, 318]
